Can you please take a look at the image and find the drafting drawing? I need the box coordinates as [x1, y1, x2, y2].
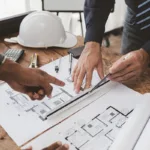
[1, 56, 143, 147]
[5, 78, 76, 120]
[5, 60, 99, 120]
[63, 107, 130, 150]
[23, 88, 139, 150]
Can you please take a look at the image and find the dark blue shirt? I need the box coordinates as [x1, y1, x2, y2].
[84, 0, 150, 53]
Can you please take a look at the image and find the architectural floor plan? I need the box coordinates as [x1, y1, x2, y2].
[5, 71, 96, 120]
[4, 56, 101, 121]
[64, 106, 130, 150]
[5, 83, 73, 120]
[22, 82, 143, 150]
[22, 105, 132, 150]
[0, 56, 144, 149]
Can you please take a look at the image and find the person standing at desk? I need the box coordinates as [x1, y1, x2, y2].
[73, 0, 150, 93]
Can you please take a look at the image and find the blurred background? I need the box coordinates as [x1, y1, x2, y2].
[0, 0, 127, 37]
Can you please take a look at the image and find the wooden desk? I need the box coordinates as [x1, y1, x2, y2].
[0, 35, 150, 150]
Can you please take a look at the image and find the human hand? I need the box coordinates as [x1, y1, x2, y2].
[0, 59, 65, 100]
[25, 141, 69, 150]
[72, 42, 104, 93]
[108, 49, 150, 83]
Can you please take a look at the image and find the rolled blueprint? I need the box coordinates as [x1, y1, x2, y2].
[110, 98, 150, 150]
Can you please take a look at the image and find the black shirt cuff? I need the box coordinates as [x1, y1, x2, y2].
[85, 26, 104, 45]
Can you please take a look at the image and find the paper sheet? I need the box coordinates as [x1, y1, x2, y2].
[0, 55, 113, 146]
[109, 94, 150, 150]
[134, 93, 150, 150]
[110, 98, 150, 150]
[134, 118, 150, 150]
[22, 83, 143, 150]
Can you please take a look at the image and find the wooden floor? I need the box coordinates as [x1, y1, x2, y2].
[0, 34, 150, 150]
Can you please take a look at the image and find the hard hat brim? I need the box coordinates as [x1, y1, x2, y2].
[54, 32, 77, 48]
[4, 32, 77, 49]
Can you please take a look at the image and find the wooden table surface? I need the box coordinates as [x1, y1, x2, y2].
[0, 35, 150, 150]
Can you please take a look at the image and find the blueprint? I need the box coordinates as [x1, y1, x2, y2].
[22, 83, 143, 150]
[0, 55, 144, 149]
[110, 97, 150, 150]
[4, 56, 102, 121]
[0, 56, 114, 146]
[5, 82, 74, 121]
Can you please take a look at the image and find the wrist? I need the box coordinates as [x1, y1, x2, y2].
[0, 59, 20, 82]
[85, 41, 101, 51]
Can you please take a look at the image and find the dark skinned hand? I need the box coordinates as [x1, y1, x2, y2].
[0, 59, 65, 100]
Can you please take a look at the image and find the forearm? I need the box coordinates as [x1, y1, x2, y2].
[84, 0, 115, 44]
[0, 58, 21, 82]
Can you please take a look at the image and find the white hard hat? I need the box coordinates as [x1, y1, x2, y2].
[5, 11, 77, 48]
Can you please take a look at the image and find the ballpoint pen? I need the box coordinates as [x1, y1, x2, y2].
[54, 58, 61, 73]
[69, 53, 73, 75]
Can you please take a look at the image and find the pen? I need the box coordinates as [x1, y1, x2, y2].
[69, 53, 73, 75]
[55, 58, 61, 73]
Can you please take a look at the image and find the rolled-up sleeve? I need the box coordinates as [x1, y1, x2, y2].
[84, 0, 115, 44]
